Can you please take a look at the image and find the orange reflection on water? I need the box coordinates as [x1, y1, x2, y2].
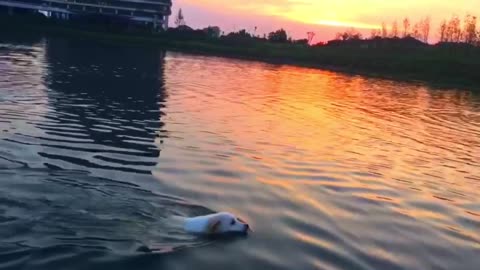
[164, 53, 480, 240]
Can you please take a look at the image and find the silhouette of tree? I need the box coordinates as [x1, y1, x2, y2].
[236, 29, 251, 38]
[403, 18, 411, 37]
[307, 32, 316, 44]
[335, 32, 345, 40]
[370, 29, 381, 39]
[463, 14, 477, 44]
[439, 19, 448, 42]
[381, 22, 388, 38]
[405, 17, 430, 42]
[446, 16, 462, 42]
[268, 29, 288, 43]
[445, 17, 454, 42]
[203, 26, 221, 38]
[391, 21, 399, 37]
[175, 9, 186, 27]
[421, 17, 431, 43]
[223, 29, 253, 41]
[336, 28, 363, 41]
[412, 21, 422, 40]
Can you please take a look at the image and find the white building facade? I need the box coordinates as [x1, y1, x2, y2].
[0, 0, 172, 30]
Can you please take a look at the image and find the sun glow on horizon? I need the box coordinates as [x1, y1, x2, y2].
[315, 20, 381, 30]
[177, 0, 480, 39]
[315, 20, 382, 29]
[255, 1, 385, 32]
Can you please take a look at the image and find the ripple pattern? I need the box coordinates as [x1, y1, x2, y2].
[1, 36, 480, 270]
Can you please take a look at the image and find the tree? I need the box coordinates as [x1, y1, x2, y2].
[403, 17, 411, 37]
[307, 32, 316, 44]
[421, 16, 431, 43]
[391, 20, 399, 37]
[445, 17, 454, 42]
[370, 29, 381, 39]
[463, 14, 477, 44]
[412, 21, 422, 40]
[439, 19, 448, 42]
[381, 22, 388, 38]
[224, 29, 252, 40]
[175, 8, 186, 27]
[236, 29, 251, 38]
[405, 17, 430, 42]
[204, 26, 221, 38]
[268, 29, 288, 43]
[336, 28, 363, 41]
[454, 16, 463, 42]
[446, 16, 462, 42]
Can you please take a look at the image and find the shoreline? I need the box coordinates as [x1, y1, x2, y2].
[2, 14, 480, 91]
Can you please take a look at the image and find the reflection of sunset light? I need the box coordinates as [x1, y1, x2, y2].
[160, 53, 480, 251]
[292, 231, 333, 249]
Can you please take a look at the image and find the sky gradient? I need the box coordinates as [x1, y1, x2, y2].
[171, 0, 479, 41]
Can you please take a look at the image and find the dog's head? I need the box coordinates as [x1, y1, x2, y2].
[207, 212, 250, 234]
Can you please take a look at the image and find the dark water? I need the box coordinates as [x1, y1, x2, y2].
[1, 34, 479, 270]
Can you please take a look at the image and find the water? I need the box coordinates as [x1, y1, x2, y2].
[0, 34, 479, 270]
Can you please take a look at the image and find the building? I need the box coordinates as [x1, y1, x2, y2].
[0, 0, 172, 30]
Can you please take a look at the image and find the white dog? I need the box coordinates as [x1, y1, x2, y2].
[136, 212, 250, 253]
[183, 212, 250, 235]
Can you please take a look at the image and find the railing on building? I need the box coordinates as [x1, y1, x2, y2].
[0, 0, 172, 29]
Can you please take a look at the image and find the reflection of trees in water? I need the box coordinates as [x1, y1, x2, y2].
[42, 38, 166, 173]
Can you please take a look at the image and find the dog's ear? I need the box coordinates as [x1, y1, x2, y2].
[208, 219, 221, 234]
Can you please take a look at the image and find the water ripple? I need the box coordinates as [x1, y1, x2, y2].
[1, 36, 480, 270]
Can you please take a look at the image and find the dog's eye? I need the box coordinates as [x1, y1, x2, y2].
[230, 219, 236, 225]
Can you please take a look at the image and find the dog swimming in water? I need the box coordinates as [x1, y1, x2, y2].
[136, 212, 250, 253]
[184, 212, 250, 235]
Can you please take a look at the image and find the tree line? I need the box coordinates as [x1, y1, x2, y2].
[336, 14, 479, 46]
[172, 8, 479, 47]
[438, 15, 478, 44]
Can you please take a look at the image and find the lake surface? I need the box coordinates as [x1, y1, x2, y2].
[1, 34, 479, 270]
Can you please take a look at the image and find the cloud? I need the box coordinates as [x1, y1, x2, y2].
[173, 0, 480, 41]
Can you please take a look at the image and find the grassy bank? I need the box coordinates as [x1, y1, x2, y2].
[2, 13, 480, 89]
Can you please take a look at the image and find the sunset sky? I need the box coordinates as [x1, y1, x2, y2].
[172, 0, 478, 41]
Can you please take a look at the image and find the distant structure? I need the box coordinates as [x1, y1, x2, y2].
[307, 32, 316, 44]
[0, 0, 173, 30]
[174, 8, 185, 27]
